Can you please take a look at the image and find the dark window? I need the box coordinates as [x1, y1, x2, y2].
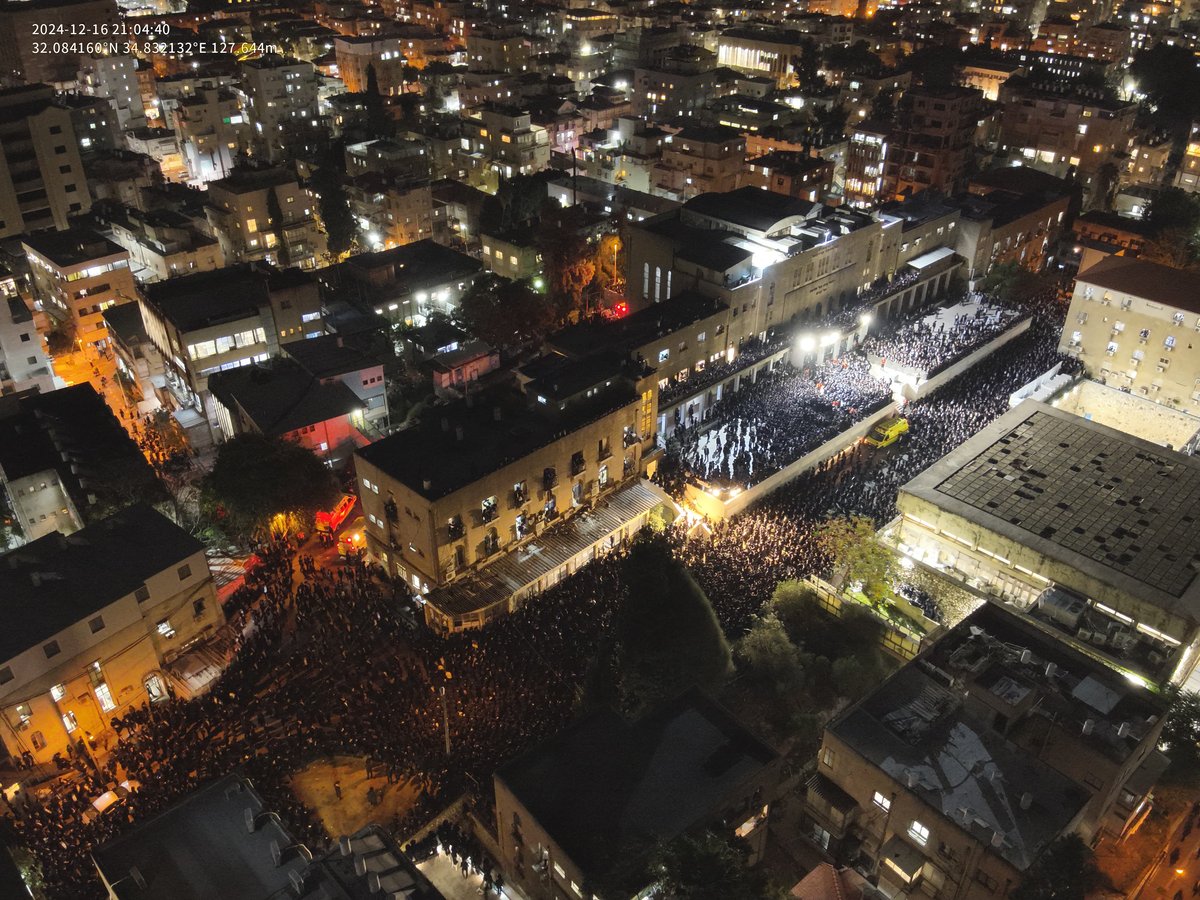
[177, 563, 192, 580]
[58, 165, 71, 174]
[65, 183, 76, 193]
[49, 125, 62, 134]
[54, 145, 66, 154]
[88, 615, 105, 634]
[0, 667, 12, 685]
[19, 333, 30, 342]
[43, 640, 60, 659]
[134, 584, 150, 602]
[193, 598, 206, 617]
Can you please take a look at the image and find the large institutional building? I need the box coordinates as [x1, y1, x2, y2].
[889, 400, 1200, 688]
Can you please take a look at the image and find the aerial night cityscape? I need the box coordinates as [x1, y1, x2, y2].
[4, 0, 1200, 899]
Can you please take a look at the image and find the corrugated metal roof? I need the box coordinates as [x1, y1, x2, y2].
[427, 479, 674, 618]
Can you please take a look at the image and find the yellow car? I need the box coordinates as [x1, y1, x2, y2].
[864, 416, 909, 448]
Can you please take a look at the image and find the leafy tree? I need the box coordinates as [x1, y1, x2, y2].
[266, 186, 289, 268]
[537, 214, 597, 319]
[1147, 188, 1200, 234]
[201, 433, 339, 541]
[869, 89, 896, 124]
[614, 534, 732, 713]
[310, 150, 356, 258]
[904, 45, 964, 88]
[734, 614, 808, 732]
[1160, 691, 1200, 779]
[1131, 44, 1200, 135]
[1011, 835, 1104, 900]
[364, 63, 394, 138]
[46, 324, 75, 355]
[978, 261, 1056, 307]
[455, 276, 557, 347]
[822, 40, 883, 78]
[815, 515, 897, 603]
[652, 831, 781, 900]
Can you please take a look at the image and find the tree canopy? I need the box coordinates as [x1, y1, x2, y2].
[310, 146, 356, 258]
[815, 515, 897, 603]
[455, 276, 557, 347]
[201, 433, 339, 541]
[612, 534, 733, 713]
[652, 831, 781, 900]
[1161, 690, 1200, 781]
[1130, 44, 1200, 136]
[1011, 835, 1104, 900]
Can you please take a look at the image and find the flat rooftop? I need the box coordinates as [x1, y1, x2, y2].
[830, 640, 1089, 872]
[549, 289, 727, 359]
[93, 775, 305, 900]
[22, 228, 126, 268]
[0, 505, 201, 665]
[1075, 255, 1200, 316]
[356, 382, 638, 500]
[901, 401, 1200, 614]
[497, 689, 776, 888]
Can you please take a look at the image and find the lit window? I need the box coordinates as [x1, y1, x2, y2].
[50, 684, 66, 702]
[908, 820, 930, 846]
[157, 620, 176, 638]
[94, 682, 116, 712]
[873, 791, 891, 812]
[62, 712, 78, 733]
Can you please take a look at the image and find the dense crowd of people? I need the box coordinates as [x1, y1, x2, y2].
[669, 355, 891, 486]
[3, 278, 1073, 899]
[861, 297, 1024, 375]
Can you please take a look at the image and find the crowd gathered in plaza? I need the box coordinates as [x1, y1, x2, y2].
[2, 279, 1074, 899]
[669, 355, 892, 486]
[861, 297, 1025, 374]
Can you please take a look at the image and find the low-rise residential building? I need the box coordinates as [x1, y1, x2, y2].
[1061, 256, 1200, 415]
[805, 602, 1167, 899]
[23, 228, 135, 350]
[0, 271, 53, 396]
[105, 206, 225, 283]
[136, 264, 324, 418]
[331, 239, 483, 326]
[353, 358, 658, 606]
[631, 45, 719, 123]
[654, 125, 746, 200]
[282, 331, 391, 429]
[0, 384, 158, 542]
[884, 86, 985, 201]
[335, 34, 410, 94]
[206, 168, 326, 270]
[844, 120, 891, 209]
[480, 225, 541, 280]
[208, 358, 367, 463]
[496, 691, 778, 900]
[0, 504, 224, 768]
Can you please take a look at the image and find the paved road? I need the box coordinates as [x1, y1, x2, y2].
[1138, 800, 1200, 900]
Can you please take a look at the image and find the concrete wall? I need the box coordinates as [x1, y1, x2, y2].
[685, 401, 899, 520]
[1051, 379, 1200, 452]
[874, 317, 1032, 403]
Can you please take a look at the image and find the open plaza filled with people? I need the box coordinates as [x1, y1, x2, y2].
[0, 280, 1075, 898]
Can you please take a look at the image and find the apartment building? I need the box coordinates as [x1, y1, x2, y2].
[654, 125, 746, 200]
[995, 80, 1136, 204]
[348, 174, 434, 249]
[0, 84, 91, 239]
[1174, 123, 1200, 194]
[0, 0, 119, 85]
[354, 361, 657, 604]
[240, 56, 321, 163]
[0, 271, 53, 396]
[173, 86, 250, 185]
[884, 86, 985, 201]
[23, 228, 134, 350]
[77, 54, 146, 130]
[631, 46, 719, 123]
[844, 120, 891, 209]
[0, 384, 158, 542]
[805, 603, 1166, 900]
[0, 505, 223, 767]
[206, 167, 326, 270]
[136, 264, 324, 417]
[745, 151, 836, 202]
[105, 206, 225, 283]
[463, 105, 551, 179]
[466, 26, 533, 73]
[335, 34, 409, 94]
[1061, 257, 1200, 414]
[717, 26, 808, 88]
